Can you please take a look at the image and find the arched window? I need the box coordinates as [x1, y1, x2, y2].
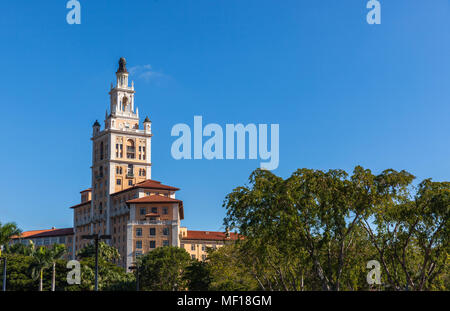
[123, 97, 129, 112]
[126, 139, 135, 159]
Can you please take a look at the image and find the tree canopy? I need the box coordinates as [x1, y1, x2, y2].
[223, 167, 449, 290]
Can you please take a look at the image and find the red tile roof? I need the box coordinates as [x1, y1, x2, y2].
[135, 179, 180, 191]
[69, 200, 91, 209]
[127, 195, 182, 204]
[112, 180, 180, 197]
[12, 228, 74, 239]
[127, 194, 184, 219]
[182, 230, 241, 241]
[12, 229, 50, 239]
[70, 180, 179, 209]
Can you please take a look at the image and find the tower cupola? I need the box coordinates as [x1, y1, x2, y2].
[116, 57, 129, 88]
[93, 119, 100, 136]
[143, 116, 152, 133]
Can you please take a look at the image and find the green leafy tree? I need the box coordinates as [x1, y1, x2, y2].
[362, 179, 449, 290]
[223, 167, 449, 291]
[76, 241, 120, 262]
[184, 260, 212, 291]
[4, 240, 34, 256]
[137, 246, 191, 291]
[0, 222, 21, 249]
[207, 244, 259, 291]
[69, 242, 133, 291]
[0, 253, 35, 291]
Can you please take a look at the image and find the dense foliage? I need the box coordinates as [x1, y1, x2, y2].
[222, 167, 449, 290]
[136, 246, 192, 291]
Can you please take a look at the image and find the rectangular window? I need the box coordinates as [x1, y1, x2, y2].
[163, 240, 169, 247]
[149, 228, 156, 236]
[163, 228, 169, 236]
[135, 251, 142, 258]
[151, 207, 158, 214]
[116, 179, 121, 185]
[136, 228, 142, 237]
[136, 241, 142, 249]
[140, 208, 146, 215]
[162, 207, 168, 215]
[202, 245, 206, 251]
[191, 244, 196, 251]
[149, 241, 156, 249]
[191, 254, 196, 260]
[128, 180, 133, 186]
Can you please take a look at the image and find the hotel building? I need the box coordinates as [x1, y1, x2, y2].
[68, 58, 237, 270]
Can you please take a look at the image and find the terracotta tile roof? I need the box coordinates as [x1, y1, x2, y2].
[69, 200, 91, 209]
[12, 229, 50, 239]
[110, 179, 180, 198]
[126, 194, 184, 220]
[126, 194, 184, 219]
[12, 228, 74, 239]
[182, 230, 241, 241]
[126, 195, 182, 204]
[134, 179, 180, 191]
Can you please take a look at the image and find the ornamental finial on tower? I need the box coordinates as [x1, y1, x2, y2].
[117, 57, 128, 73]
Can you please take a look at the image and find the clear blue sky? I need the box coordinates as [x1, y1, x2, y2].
[1, 1, 449, 232]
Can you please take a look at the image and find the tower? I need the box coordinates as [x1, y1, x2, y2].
[90, 57, 153, 236]
[73, 58, 187, 269]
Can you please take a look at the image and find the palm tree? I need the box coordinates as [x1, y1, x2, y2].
[0, 222, 21, 291]
[4, 240, 34, 256]
[30, 246, 52, 291]
[48, 244, 66, 291]
[0, 222, 21, 251]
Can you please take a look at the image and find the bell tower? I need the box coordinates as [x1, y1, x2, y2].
[90, 57, 153, 236]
